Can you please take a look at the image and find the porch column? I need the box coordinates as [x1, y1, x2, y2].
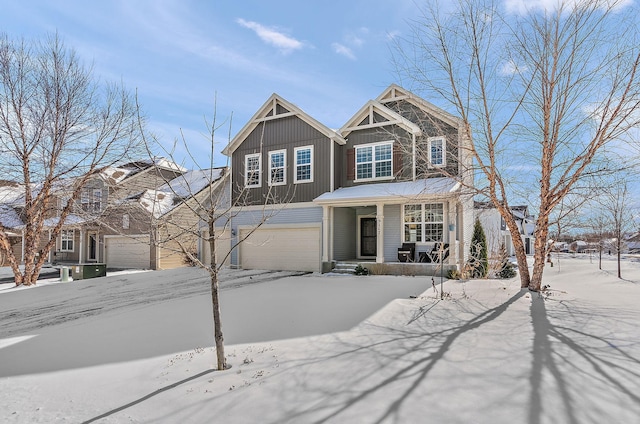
[322, 205, 330, 263]
[78, 229, 84, 264]
[48, 230, 52, 263]
[448, 200, 457, 264]
[376, 203, 384, 263]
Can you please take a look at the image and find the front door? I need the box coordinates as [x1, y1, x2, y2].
[360, 218, 377, 257]
[88, 232, 98, 261]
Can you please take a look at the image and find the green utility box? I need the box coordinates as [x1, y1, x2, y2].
[71, 263, 107, 280]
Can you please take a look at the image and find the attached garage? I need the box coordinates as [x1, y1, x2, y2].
[105, 235, 150, 269]
[201, 228, 232, 267]
[239, 225, 321, 272]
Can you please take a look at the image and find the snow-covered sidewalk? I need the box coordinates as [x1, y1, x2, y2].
[1, 256, 639, 423]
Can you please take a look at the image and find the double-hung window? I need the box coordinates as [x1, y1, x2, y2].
[245, 153, 261, 188]
[355, 141, 393, 181]
[93, 189, 102, 212]
[294, 146, 313, 183]
[428, 136, 446, 167]
[403, 203, 444, 243]
[268, 150, 286, 186]
[81, 190, 90, 211]
[61, 230, 74, 252]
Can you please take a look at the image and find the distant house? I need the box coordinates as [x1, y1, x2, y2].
[0, 159, 228, 270]
[475, 202, 536, 257]
[220, 84, 475, 274]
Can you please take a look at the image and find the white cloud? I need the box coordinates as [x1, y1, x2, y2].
[504, 0, 633, 15]
[332, 27, 370, 60]
[236, 18, 303, 53]
[499, 59, 528, 75]
[332, 42, 356, 60]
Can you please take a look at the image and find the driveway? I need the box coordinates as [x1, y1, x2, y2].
[0, 268, 433, 377]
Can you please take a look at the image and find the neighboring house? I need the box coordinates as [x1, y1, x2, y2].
[475, 202, 536, 258]
[221, 84, 475, 274]
[0, 158, 228, 271]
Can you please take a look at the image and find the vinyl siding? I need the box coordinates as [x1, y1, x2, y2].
[231, 115, 332, 205]
[333, 207, 356, 260]
[340, 126, 413, 187]
[383, 204, 402, 262]
[229, 206, 323, 266]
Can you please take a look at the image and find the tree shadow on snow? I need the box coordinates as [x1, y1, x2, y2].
[266, 290, 527, 424]
[528, 293, 640, 424]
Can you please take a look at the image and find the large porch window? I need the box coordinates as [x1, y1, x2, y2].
[61, 230, 75, 252]
[403, 203, 444, 243]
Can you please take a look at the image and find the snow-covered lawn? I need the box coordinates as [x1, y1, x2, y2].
[1, 256, 639, 423]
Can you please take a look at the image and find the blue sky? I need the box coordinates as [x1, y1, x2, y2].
[0, 0, 421, 168]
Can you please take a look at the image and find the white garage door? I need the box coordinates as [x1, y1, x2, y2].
[239, 226, 320, 272]
[105, 235, 150, 269]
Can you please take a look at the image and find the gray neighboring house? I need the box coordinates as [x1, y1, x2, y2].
[221, 84, 475, 273]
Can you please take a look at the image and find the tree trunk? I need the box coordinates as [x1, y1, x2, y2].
[208, 222, 226, 370]
[529, 214, 551, 292]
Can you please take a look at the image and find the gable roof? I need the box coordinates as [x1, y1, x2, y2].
[376, 84, 461, 129]
[340, 100, 422, 137]
[222, 93, 346, 156]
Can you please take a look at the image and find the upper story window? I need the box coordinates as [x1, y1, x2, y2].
[268, 150, 286, 186]
[428, 136, 446, 167]
[403, 203, 444, 243]
[245, 153, 261, 188]
[93, 189, 102, 212]
[294, 146, 313, 183]
[355, 141, 393, 181]
[61, 229, 74, 252]
[81, 188, 103, 213]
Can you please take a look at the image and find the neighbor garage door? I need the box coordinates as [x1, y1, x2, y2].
[105, 235, 150, 269]
[239, 225, 320, 272]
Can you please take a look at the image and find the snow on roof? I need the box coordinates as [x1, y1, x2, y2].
[0, 185, 24, 205]
[99, 166, 133, 184]
[314, 178, 460, 205]
[139, 168, 225, 218]
[35, 214, 89, 229]
[159, 168, 224, 198]
[0, 204, 23, 228]
[153, 157, 187, 172]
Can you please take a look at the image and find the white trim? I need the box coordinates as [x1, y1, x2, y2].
[87, 230, 98, 261]
[428, 136, 446, 168]
[230, 201, 319, 212]
[244, 153, 262, 188]
[268, 149, 287, 186]
[356, 215, 377, 259]
[354, 141, 394, 182]
[60, 229, 75, 252]
[294, 145, 314, 184]
[402, 202, 446, 244]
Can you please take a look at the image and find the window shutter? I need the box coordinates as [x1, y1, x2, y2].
[346, 148, 355, 180]
[393, 144, 403, 177]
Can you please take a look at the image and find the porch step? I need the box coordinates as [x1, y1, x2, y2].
[332, 262, 359, 274]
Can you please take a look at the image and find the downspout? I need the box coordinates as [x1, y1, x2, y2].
[412, 134, 416, 181]
[330, 140, 335, 192]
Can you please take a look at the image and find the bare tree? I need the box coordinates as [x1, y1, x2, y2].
[393, 0, 640, 290]
[135, 100, 290, 371]
[596, 180, 634, 278]
[0, 33, 141, 286]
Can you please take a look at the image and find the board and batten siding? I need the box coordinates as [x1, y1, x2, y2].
[231, 115, 333, 205]
[340, 126, 413, 188]
[229, 206, 323, 266]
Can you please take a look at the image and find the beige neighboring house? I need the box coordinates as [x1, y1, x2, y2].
[0, 159, 230, 271]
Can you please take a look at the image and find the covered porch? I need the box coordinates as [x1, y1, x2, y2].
[314, 178, 467, 275]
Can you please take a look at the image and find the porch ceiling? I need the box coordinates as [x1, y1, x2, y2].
[313, 177, 460, 206]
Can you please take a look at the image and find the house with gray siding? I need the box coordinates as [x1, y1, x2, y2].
[222, 84, 474, 274]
